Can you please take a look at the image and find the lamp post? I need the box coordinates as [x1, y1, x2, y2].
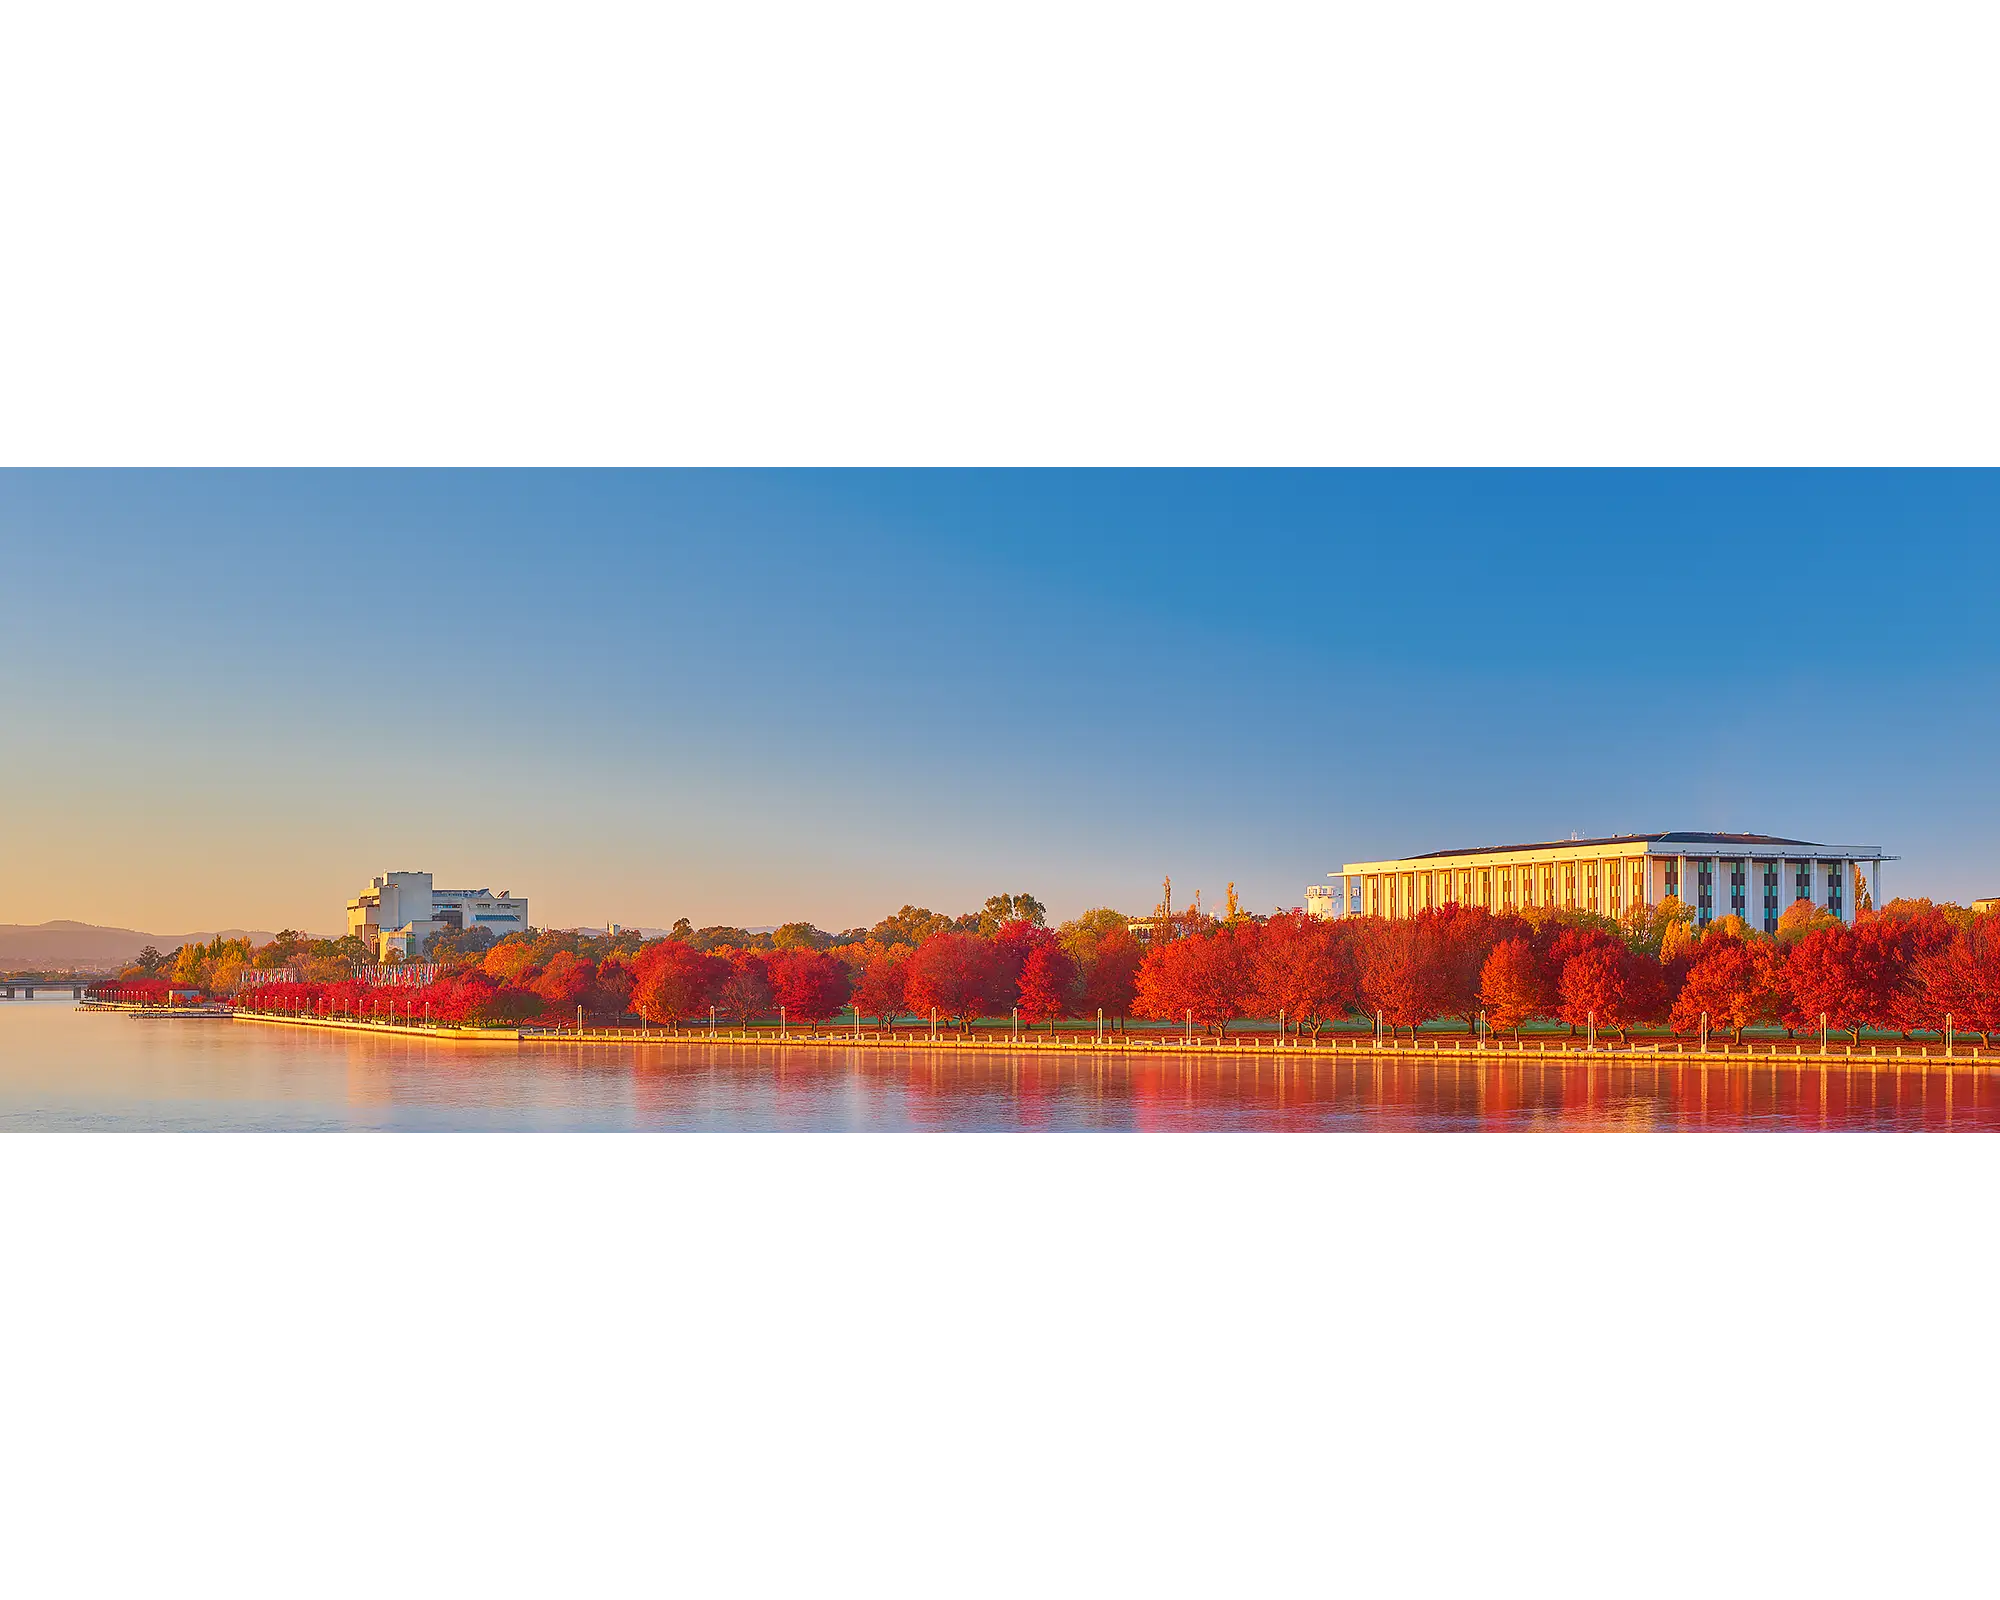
[1587, 1010, 1595, 1052]
[1820, 1011, 1828, 1056]
[1478, 1008, 1487, 1050]
[1700, 1011, 1709, 1053]
[780, 1005, 787, 1040]
[1096, 1007, 1103, 1043]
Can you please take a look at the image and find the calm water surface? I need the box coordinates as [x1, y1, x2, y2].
[2, 999, 1993, 1130]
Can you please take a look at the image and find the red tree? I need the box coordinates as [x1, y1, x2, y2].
[1557, 945, 1661, 1039]
[1357, 916, 1453, 1038]
[530, 950, 597, 1013]
[1251, 911, 1359, 1038]
[904, 931, 1000, 1032]
[1133, 926, 1255, 1039]
[1429, 906, 1503, 1026]
[853, 952, 909, 1027]
[1479, 939, 1550, 1037]
[1779, 927, 1867, 1040]
[766, 949, 853, 1025]
[989, 919, 1055, 1006]
[1670, 940, 1778, 1043]
[631, 940, 724, 1028]
[1015, 943, 1077, 1030]
[1077, 926, 1143, 1027]
[1948, 920, 2000, 1045]
[717, 950, 773, 1026]
[1873, 904, 1961, 1036]
[591, 957, 636, 1017]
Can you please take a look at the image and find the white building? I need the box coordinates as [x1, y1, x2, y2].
[346, 871, 529, 960]
[1311, 832, 1890, 933]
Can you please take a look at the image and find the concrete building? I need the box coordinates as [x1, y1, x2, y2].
[346, 871, 528, 960]
[1313, 832, 1890, 933]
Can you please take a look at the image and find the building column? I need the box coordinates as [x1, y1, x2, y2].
[1708, 856, 1720, 925]
[1676, 853, 1687, 911]
[1869, 858, 1882, 913]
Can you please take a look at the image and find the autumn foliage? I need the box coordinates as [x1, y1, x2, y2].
[99, 888, 2000, 1043]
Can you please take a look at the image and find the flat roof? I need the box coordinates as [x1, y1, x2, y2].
[1396, 831, 1830, 860]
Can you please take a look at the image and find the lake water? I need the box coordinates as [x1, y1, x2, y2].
[2, 998, 1992, 1129]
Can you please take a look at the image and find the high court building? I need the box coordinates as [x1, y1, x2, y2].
[1307, 832, 1890, 933]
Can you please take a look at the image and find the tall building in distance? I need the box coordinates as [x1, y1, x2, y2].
[346, 871, 528, 959]
[1312, 832, 1890, 934]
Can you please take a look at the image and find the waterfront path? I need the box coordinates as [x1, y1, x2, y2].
[211, 1008, 2000, 1074]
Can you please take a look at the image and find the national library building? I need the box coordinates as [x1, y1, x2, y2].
[1308, 832, 1889, 935]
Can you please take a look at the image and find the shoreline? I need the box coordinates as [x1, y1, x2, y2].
[206, 1008, 2000, 1073]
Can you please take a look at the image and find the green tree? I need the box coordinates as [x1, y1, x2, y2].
[869, 906, 951, 948]
[1057, 907, 1133, 968]
[977, 893, 1046, 936]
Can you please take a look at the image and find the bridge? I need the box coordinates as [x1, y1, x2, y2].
[1, 982, 90, 999]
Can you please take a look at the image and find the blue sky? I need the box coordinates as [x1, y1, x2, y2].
[2, 471, 1994, 932]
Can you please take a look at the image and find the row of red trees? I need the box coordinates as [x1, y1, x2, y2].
[132, 899, 2000, 1043]
[1127, 903, 2000, 1043]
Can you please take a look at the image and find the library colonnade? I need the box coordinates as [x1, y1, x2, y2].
[1316, 832, 1889, 934]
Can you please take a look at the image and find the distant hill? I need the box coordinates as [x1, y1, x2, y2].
[0, 921, 301, 973]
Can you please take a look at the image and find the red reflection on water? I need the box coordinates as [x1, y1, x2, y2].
[821, 1049, 2000, 1132]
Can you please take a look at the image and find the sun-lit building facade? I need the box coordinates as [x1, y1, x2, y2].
[346, 870, 528, 960]
[1314, 832, 1889, 933]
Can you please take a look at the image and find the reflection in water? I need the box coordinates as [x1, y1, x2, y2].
[0, 1001, 1991, 1131]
